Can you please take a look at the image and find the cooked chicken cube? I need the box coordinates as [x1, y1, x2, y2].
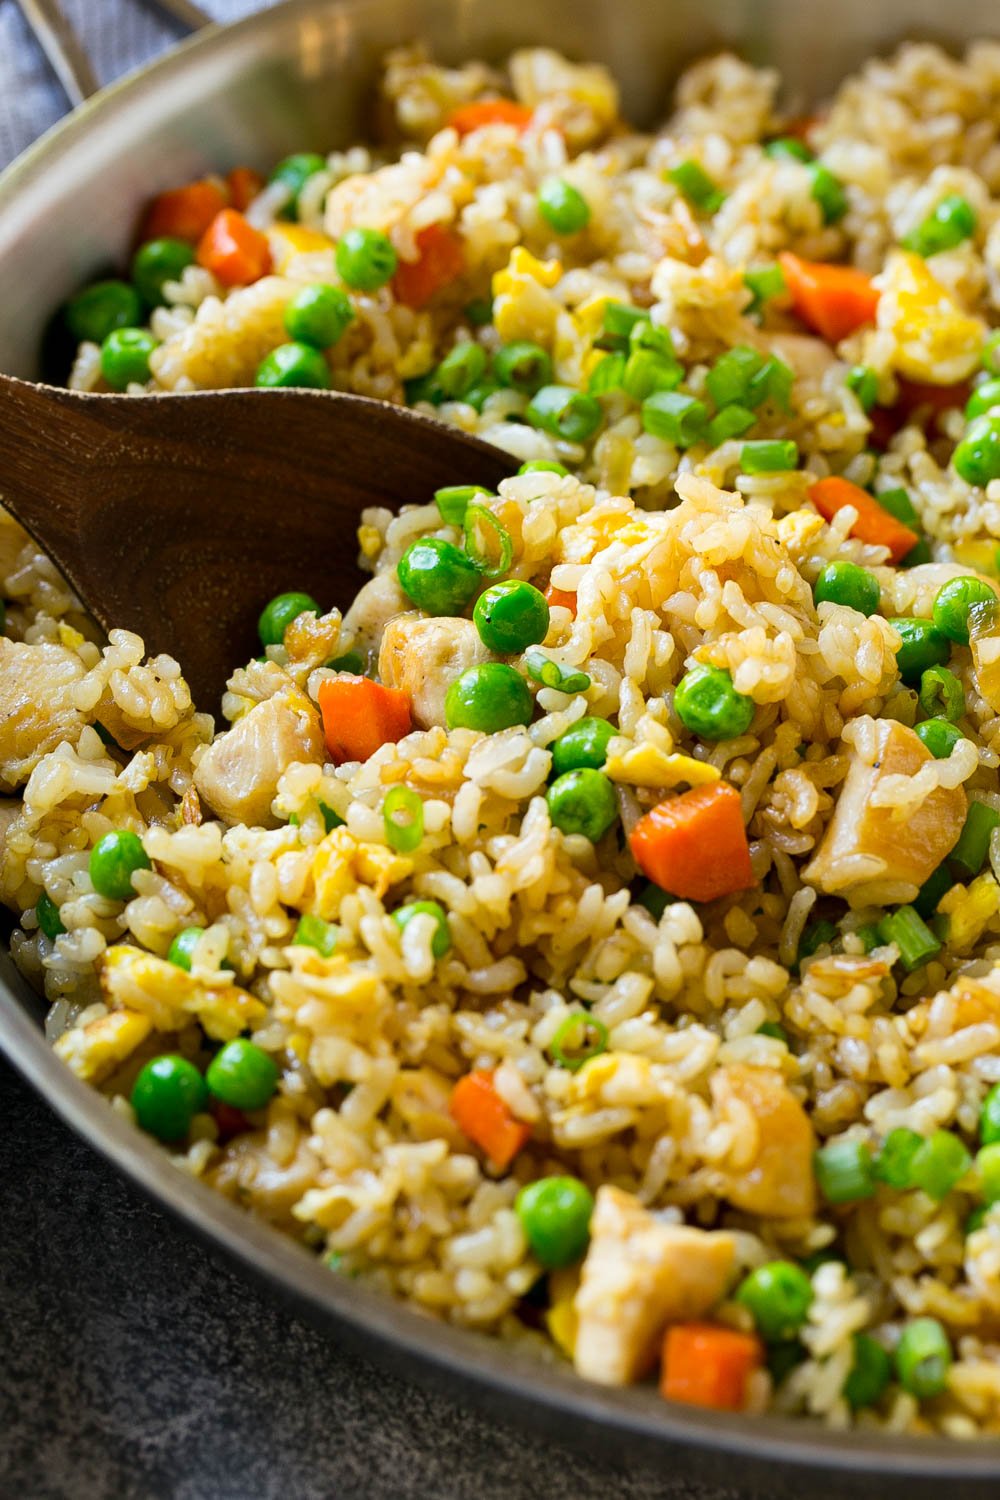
[379, 613, 491, 729]
[194, 683, 324, 827]
[803, 717, 967, 906]
[710, 1065, 817, 1220]
[342, 572, 411, 662]
[573, 1185, 735, 1385]
[0, 639, 87, 790]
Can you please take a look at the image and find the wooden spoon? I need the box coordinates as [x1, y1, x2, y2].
[0, 373, 517, 709]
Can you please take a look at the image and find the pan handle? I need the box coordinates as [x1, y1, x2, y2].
[14, 0, 210, 109]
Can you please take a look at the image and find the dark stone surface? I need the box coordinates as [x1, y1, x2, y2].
[0, 1057, 743, 1500]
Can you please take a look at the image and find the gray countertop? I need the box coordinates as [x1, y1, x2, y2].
[0, 1057, 739, 1499]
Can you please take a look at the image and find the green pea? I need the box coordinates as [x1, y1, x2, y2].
[397, 538, 481, 616]
[976, 1142, 1000, 1205]
[436, 341, 487, 399]
[954, 414, 1000, 487]
[914, 718, 964, 759]
[808, 163, 848, 225]
[493, 341, 553, 395]
[293, 913, 342, 956]
[473, 580, 549, 654]
[888, 618, 951, 684]
[843, 1333, 891, 1410]
[932, 575, 998, 644]
[335, 227, 398, 291]
[131, 1054, 207, 1141]
[673, 663, 755, 741]
[902, 194, 977, 258]
[168, 926, 205, 971]
[980, 1081, 1000, 1145]
[35, 890, 65, 940]
[550, 716, 616, 776]
[100, 327, 158, 390]
[257, 590, 320, 647]
[269, 152, 327, 219]
[64, 279, 143, 344]
[735, 1260, 813, 1343]
[283, 284, 354, 349]
[255, 341, 330, 389]
[515, 1176, 594, 1267]
[205, 1039, 279, 1111]
[89, 830, 151, 902]
[546, 768, 618, 842]
[813, 560, 880, 616]
[445, 663, 533, 733]
[392, 899, 451, 959]
[537, 178, 590, 235]
[131, 238, 195, 307]
[965, 378, 1000, 423]
[894, 1318, 952, 1398]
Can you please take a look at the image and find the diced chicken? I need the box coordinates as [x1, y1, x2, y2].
[710, 1065, 817, 1220]
[342, 572, 412, 662]
[767, 332, 840, 383]
[573, 1185, 735, 1386]
[803, 718, 967, 906]
[378, 613, 491, 728]
[0, 638, 87, 790]
[194, 683, 324, 828]
[206, 1125, 320, 1233]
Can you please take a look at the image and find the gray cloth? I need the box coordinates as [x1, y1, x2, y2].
[0, 0, 280, 169]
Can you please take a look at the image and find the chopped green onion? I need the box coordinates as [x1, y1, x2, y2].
[327, 651, 364, 675]
[435, 483, 490, 526]
[382, 785, 424, 854]
[525, 385, 603, 443]
[318, 801, 343, 833]
[293, 913, 342, 957]
[876, 905, 941, 971]
[706, 346, 764, 409]
[629, 320, 676, 360]
[464, 504, 514, 578]
[874, 1126, 923, 1189]
[404, 371, 444, 406]
[464, 297, 493, 327]
[740, 439, 799, 473]
[950, 800, 1000, 880]
[747, 355, 794, 411]
[603, 302, 650, 338]
[588, 352, 627, 395]
[667, 160, 725, 212]
[846, 366, 879, 413]
[901, 538, 933, 569]
[798, 918, 837, 963]
[902, 194, 977, 258]
[518, 460, 569, 476]
[393, 899, 451, 959]
[843, 1334, 891, 1410]
[744, 264, 786, 311]
[524, 649, 591, 694]
[621, 349, 684, 401]
[641, 391, 708, 447]
[757, 1020, 788, 1043]
[910, 1130, 971, 1200]
[436, 341, 487, 398]
[983, 331, 1000, 376]
[707, 404, 756, 445]
[808, 163, 848, 225]
[493, 340, 552, 395]
[966, 1205, 988, 1235]
[852, 923, 883, 953]
[636, 880, 670, 919]
[875, 486, 920, 528]
[919, 665, 964, 723]
[814, 1138, 876, 1204]
[765, 137, 813, 163]
[914, 862, 953, 920]
[549, 1011, 609, 1071]
[894, 1318, 952, 1398]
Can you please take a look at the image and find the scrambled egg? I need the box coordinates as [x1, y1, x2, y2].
[309, 826, 413, 919]
[876, 250, 986, 384]
[100, 944, 266, 1041]
[54, 1008, 152, 1082]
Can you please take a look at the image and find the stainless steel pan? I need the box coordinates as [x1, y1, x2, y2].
[2, 3, 1000, 1490]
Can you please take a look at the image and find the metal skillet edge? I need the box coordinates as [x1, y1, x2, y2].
[1, 0, 1000, 1486]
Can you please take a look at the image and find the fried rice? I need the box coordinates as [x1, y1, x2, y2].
[7, 37, 1000, 1434]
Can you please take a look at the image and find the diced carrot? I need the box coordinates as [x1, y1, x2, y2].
[212, 1101, 249, 1142]
[393, 224, 466, 310]
[660, 1323, 764, 1411]
[139, 179, 229, 244]
[808, 475, 919, 564]
[318, 675, 412, 765]
[196, 208, 271, 287]
[868, 376, 971, 450]
[447, 99, 534, 136]
[783, 113, 823, 145]
[544, 584, 577, 616]
[226, 166, 265, 212]
[629, 782, 754, 904]
[778, 251, 879, 344]
[449, 1070, 532, 1170]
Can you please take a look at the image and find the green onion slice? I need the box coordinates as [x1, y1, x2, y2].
[383, 785, 424, 853]
[550, 1011, 609, 1071]
[524, 649, 591, 694]
[464, 505, 514, 578]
